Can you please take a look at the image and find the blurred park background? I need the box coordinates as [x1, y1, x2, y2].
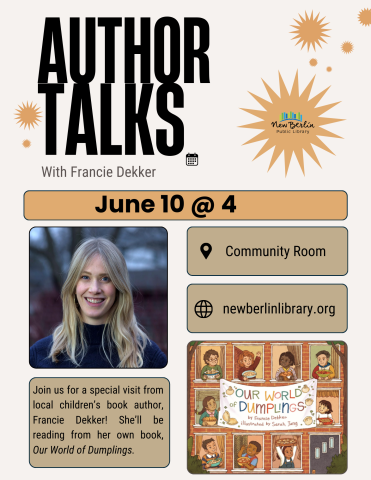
[30, 227, 168, 356]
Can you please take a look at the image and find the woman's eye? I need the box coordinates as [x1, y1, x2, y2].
[101, 276, 110, 282]
[81, 275, 89, 280]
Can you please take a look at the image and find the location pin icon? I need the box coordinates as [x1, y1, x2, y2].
[200, 243, 212, 259]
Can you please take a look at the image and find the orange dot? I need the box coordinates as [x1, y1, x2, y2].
[22, 139, 31, 148]
[309, 58, 318, 67]
[326, 66, 332, 72]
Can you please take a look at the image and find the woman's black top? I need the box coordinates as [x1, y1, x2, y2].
[30, 323, 167, 368]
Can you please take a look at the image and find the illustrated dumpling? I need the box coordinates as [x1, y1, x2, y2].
[303, 416, 313, 425]
[223, 411, 230, 423]
[226, 387, 234, 395]
[228, 418, 238, 425]
[305, 398, 314, 406]
[302, 385, 310, 393]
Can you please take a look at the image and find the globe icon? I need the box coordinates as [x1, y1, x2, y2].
[194, 300, 213, 318]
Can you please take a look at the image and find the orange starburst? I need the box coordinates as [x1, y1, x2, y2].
[341, 41, 354, 54]
[358, 8, 371, 26]
[14, 101, 42, 129]
[22, 139, 31, 148]
[291, 11, 330, 51]
[239, 72, 344, 176]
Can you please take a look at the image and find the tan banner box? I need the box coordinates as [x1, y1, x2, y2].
[188, 284, 347, 333]
[24, 191, 347, 220]
[30, 378, 169, 468]
[188, 227, 348, 276]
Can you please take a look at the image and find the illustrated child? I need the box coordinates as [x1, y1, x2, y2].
[277, 445, 296, 469]
[238, 350, 261, 381]
[238, 441, 261, 471]
[317, 400, 334, 425]
[200, 349, 223, 380]
[198, 396, 219, 426]
[312, 350, 335, 380]
[275, 351, 297, 381]
[201, 438, 222, 469]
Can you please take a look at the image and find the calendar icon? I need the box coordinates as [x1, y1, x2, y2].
[186, 153, 198, 166]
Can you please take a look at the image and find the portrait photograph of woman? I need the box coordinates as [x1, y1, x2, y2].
[29, 227, 168, 368]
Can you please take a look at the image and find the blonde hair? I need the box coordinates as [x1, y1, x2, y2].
[49, 237, 149, 367]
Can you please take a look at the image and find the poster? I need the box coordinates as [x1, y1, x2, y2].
[1, 0, 370, 478]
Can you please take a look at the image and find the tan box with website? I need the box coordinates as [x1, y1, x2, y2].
[188, 284, 347, 332]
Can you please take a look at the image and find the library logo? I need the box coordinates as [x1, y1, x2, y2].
[272, 111, 315, 131]
[240, 71, 344, 176]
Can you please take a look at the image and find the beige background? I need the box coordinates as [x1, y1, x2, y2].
[188, 284, 347, 332]
[188, 227, 347, 275]
[30, 378, 169, 468]
[1, 1, 369, 478]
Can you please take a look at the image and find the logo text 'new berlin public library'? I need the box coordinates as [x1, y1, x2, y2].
[271, 111, 315, 130]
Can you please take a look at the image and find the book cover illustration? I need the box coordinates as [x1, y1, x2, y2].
[187, 341, 347, 474]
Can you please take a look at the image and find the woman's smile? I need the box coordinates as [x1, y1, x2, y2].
[85, 297, 105, 305]
[76, 254, 117, 324]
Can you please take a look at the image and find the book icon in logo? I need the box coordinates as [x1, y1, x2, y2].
[186, 153, 198, 166]
[280, 112, 303, 122]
